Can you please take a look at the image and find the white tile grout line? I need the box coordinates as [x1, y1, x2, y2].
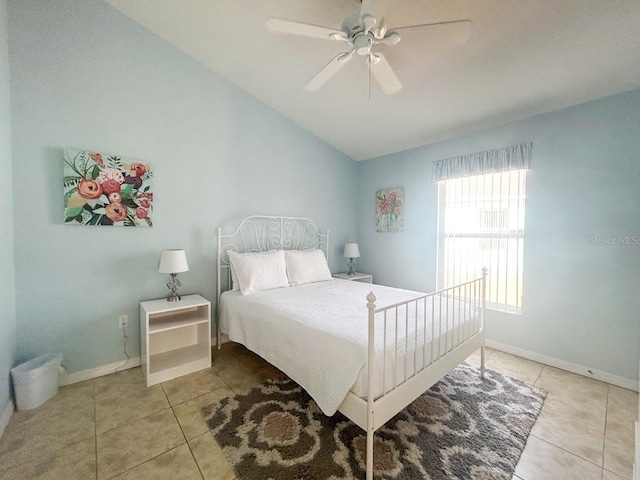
[532, 364, 545, 387]
[169, 397, 189, 443]
[93, 372, 226, 478]
[185, 434, 206, 480]
[527, 365, 619, 476]
[106, 444, 191, 480]
[103, 376, 210, 478]
[530, 434, 604, 471]
[0, 432, 96, 475]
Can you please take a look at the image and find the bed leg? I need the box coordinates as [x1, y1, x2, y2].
[480, 345, 486, 379]
[365, 291, 376, 480]
[366, 429, 374, 480]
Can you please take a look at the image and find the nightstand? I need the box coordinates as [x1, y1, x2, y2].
[140, 294, 211, 387]
[332, 272, 373, 283]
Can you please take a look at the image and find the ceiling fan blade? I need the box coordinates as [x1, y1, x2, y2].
[304, 52, 351, 91]
[370, 52, 402, 95]
[392, 19, 472, 44]
[265, 18, 346, 41]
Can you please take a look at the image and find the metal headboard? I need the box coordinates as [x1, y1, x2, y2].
[216, 215, 330, 346]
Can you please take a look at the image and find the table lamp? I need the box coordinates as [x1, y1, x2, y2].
[158, 249, 189, 301]
[343, 243, 360, 276]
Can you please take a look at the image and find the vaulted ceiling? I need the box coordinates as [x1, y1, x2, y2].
[104, 0, 640, 160]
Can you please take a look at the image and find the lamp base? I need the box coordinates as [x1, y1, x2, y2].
[347, 257, 356, 276]
[166, 273, 182, 302]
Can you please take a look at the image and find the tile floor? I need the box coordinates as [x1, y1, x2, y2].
[0, 344, 637, 480]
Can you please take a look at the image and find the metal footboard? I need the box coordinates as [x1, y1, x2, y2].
[360, 268, 487, 480]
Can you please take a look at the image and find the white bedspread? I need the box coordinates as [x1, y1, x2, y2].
[220, 279, 479, 415]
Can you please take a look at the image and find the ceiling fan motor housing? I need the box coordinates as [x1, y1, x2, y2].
[353, 34, 373, 55]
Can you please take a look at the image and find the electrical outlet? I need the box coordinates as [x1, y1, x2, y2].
[119, 315, 128, 329]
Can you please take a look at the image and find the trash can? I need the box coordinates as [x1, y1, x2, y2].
[11, 354, 63, 410]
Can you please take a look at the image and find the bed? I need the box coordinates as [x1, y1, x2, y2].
[217, 215, 487, 480]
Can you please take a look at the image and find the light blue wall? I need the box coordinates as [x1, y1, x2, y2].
[8, 0, 356, 373]
[0, 0, 17, 415]
[356, 90, 640, 381]
[7, 0, 638, 385]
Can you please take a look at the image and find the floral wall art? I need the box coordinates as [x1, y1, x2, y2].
[376, 187, 404, 232]
[63, 149, 153, 226]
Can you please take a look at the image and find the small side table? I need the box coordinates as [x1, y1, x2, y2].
[140, 294, 211, 387]
[332, 272, 373, 283]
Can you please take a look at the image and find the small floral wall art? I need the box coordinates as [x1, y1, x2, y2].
[376, 188, 404, 232]
[63, 149, 153, 226]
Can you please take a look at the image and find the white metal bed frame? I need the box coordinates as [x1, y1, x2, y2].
[217, 215, 486, 480]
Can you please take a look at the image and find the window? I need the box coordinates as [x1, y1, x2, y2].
[437, 169, 527, 313]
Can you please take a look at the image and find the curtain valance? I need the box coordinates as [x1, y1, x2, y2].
[432, 141, 532, 182]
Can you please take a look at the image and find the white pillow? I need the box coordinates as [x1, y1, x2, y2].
[284, 249, 332, 286]
[229, 257, 239, 290]
[228, 250, 289, 295]
[228, 250, 275, 290]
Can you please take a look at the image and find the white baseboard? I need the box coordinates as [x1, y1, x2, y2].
[59, 357, 141, 386]
[61, 334, 231, 387]
[485, 340, 639, 392]
[0, 399, 14, 440]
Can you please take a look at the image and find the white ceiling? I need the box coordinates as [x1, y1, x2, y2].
[104, 0, 640, 161]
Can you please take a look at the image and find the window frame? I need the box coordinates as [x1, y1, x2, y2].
[436, 169, 527, 315]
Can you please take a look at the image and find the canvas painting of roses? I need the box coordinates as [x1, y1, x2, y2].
[63, 149, 154, 226]
[376, 188, 404, 232]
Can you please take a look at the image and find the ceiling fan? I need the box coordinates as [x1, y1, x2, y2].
[265, 1, 471, 95]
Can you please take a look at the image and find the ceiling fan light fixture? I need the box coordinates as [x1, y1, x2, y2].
[354, 35, 373, 55]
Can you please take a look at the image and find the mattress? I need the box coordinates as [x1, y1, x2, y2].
[220, 279, 479, 415]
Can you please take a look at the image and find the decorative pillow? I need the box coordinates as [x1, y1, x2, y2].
[228, 250, 290, 295]
[284, 249, 332, 286]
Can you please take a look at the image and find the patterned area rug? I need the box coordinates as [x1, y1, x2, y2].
[202, 363, 545, 479]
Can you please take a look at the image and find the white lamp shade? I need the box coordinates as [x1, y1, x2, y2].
[158, 249, 189, 274]
[343, 243, 360, 258]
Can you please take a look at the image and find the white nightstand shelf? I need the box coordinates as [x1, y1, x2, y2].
[149, 343, 210, 376]
[333, 272, 373, 283]
[140, 294, 211, 386]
